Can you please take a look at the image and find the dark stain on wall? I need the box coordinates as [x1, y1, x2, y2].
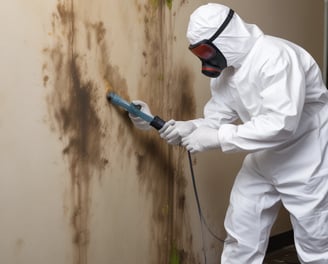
[44, 1, 140, 263]
[171, 64, 199, 264]
[14, 238, 25, 257]
[85, 21, 106, 46]
[134, 2, 172, 263]
[135, 0, 198, 263]
[43, 1, 107, 264]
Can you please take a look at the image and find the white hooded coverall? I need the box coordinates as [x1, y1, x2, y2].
[187, 4, 328, 264]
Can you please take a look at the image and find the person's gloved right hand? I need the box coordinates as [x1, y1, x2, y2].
[128, 100, 153, 130]
[159, 120, 197, 145]
[181, 126, 220, 153]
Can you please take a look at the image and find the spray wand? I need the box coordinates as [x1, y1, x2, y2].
[106, 92, 166, 130]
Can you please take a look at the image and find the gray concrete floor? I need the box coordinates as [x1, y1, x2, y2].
[264, 245, 300, 264]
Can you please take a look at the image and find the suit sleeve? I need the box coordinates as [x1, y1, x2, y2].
[219, 52, 306, 152]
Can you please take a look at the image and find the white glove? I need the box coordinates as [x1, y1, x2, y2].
[159, 119, 197, 145]
[128, 100, 153, 130]
[181, 126, 220, 153]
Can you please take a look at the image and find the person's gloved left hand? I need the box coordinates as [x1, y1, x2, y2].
[128, 100, 153, 130]
[181, 126, 220, 154]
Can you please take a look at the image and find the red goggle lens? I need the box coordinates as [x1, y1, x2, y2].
[189, 44, 216, 60]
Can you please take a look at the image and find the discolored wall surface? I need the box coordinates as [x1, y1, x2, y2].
[42, 0, 199, 263]
[0, 1, 324, 264]
[0, 1, 200, 263]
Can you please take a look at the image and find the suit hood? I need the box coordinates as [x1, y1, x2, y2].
[186, 3, 263, 68]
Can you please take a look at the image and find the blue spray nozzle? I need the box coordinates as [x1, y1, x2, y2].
[106, 92, 165, 130]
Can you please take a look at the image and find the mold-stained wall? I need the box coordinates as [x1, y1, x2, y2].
[0, 1, 324, 264]
[0, 1, 201, 263]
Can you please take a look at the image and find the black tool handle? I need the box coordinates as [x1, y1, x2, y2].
[150, 116, 166, 130]
[132, 104, 166, 130]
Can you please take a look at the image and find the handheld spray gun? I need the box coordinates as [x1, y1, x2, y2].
[106, 92, 166, 130]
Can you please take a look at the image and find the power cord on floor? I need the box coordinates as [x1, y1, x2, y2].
[187, 151, 225, 264]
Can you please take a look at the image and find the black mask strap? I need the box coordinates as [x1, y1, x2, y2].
[208, 9, 234, 42]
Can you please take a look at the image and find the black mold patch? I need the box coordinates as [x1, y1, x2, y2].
[134, 3, 172, 263]
[59, 57, 102, 165]
[136, 0, 198, 263]
[44, 1, 141, 263]
[43, 1, 105, 264]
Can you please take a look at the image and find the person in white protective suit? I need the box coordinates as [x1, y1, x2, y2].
[129, 3, 328, 264]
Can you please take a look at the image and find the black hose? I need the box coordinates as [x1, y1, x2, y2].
[187, 151, 225, 264]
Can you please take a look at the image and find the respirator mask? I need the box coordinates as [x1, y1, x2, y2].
[189, 9, 234, 78]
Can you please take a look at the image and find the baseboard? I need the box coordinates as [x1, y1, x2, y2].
[266, 230, 294, 253]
